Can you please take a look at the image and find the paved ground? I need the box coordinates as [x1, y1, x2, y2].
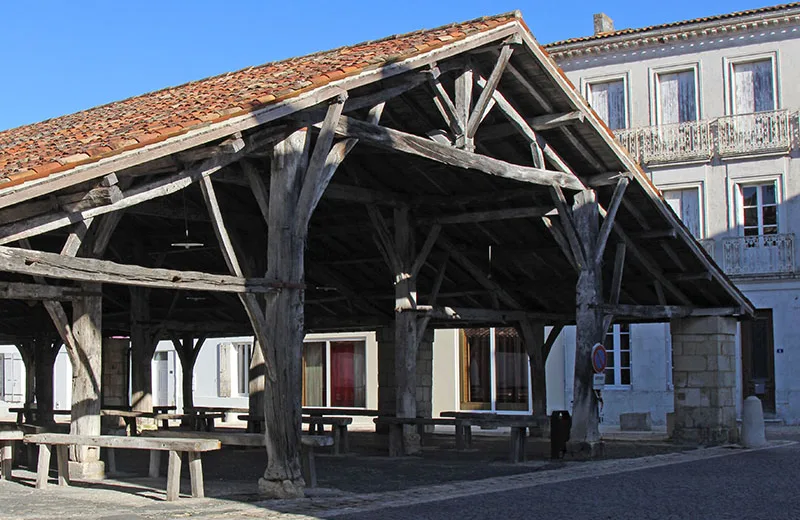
[0, 426, 796, 519]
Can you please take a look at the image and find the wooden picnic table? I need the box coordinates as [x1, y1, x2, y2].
[439, 411, 549, 462]
[302, 407, 379, 417]
[100, 410, 225, 435]
[140, 429, 333, 487]
[9, 407, 71, 425]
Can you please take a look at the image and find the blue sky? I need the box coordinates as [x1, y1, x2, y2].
[0, 0, 779, 131]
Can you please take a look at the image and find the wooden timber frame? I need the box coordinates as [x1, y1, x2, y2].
[0, 14, 754, 495]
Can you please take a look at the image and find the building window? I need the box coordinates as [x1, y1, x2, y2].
[234, 342, 251, 396]
[663, 187, 702, 238]
[460, 328, 530, 411]
[302, 339, 366, 408]
[605, 324, 631, 387]
[655, 69, 698, 124]
[586, 79, 627, 130]
[1, 352, 24, 403]
[738, 182, 778, 236]
[730, 59, 776, 114]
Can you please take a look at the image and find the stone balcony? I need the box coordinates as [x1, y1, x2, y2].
[615, 109, 795, 165]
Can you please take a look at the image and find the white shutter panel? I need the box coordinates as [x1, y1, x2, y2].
[677, 70, 697, 122]
[658, 73, 680, 124]
[681, 189, 701, 238]
[590, 83, 610, 126]
[752, 60, 775, 112]
[218, 343, 232, 398]
[607, 80, 626, 130]
[664, 189, 701, 238]
[733, 63, 756, 114]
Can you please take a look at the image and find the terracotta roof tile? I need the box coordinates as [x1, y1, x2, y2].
[545, 2, 800, 48]
[0, 12, 520, 187]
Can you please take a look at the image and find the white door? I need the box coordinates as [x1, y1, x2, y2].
[155, 352, 169, 407]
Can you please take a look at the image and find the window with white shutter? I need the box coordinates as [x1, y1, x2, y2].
[731, 59, 775, 114]
[656, 70, 698, 124]
[663, 188, 701, 238]
[586, 79, 627, 130]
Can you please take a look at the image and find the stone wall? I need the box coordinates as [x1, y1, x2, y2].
[671, 316, 738, 444]
[377, 325, 434, 421]
[101, 338, 129, 431]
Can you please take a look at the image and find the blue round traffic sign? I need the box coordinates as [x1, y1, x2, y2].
[591, 343, 607, 374]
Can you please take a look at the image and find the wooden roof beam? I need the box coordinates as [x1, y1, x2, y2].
[327, 115, 584, 190]
[600, 303, 742, 320]
[0, 245, 284, 294]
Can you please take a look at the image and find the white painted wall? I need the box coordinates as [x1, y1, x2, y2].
[552, 18, 800, 424]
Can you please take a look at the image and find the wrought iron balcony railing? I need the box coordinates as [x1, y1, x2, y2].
[717, 110, 791, 157]
[721, 233, 795, 276]
[613, 109, 796, 165]
[640, 120, 713, 164]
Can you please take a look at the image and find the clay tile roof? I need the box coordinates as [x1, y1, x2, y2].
[545, 1, 800, 48]
[0, 12, 520, 189]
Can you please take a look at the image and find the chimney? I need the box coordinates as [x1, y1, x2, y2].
[593, 13, 614, 35]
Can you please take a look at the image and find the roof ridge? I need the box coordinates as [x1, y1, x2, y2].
[545, 1, 800, 48]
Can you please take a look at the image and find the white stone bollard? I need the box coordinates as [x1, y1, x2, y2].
[741, 396, 767, 448]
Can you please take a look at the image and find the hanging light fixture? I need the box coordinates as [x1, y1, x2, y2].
[171, 191, 204, 249]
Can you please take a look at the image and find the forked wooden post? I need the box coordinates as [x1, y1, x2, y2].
[258, 129, 309, 499]
[570, 190, 604, 453]
[393, 207, 422, 456]
[69, 284, 104, 477]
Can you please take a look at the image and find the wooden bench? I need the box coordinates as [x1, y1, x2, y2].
[24, 433, 220, 501]
[101, 410, 225, 435]
[238, 414, 350, 456]
[0, 427, 23, 480]
[440, 412, 549, 462]
[373, 417, 472, 456]
[302, 416, 352, 455]
[9, 407, 71, 425]
[141, 430, 332, 487]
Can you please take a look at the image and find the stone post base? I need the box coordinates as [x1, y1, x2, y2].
[68, 460, 105, 480]
[258, 477, 305, 499]
[671, 425, 738, 445]
[566, 441, 604, 460]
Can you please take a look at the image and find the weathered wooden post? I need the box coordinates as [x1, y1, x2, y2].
[248, 338, 266, 433]
[392, 207, 422, 455]
[258, 129, 309, 498]
[519, 320, 547, 419]
[130, 287, 156, 429]
[33, 334, 58, 426]
[16, 339, 36, 424]
[570, 190, 604, 457]
[69, 281, 104, 479]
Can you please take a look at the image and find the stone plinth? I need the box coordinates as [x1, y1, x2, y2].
[377, 325, 434, 433]
[671, 316, 738, 445]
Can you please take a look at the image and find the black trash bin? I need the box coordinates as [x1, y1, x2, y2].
[550, 410, 571, 459]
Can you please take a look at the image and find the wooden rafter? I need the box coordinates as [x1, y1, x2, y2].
[0, 246, 282, 294]
[325, 115, 584, 190]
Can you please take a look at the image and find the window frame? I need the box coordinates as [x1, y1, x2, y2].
[233, 341, 252, 397]
[736, 180, 780, 236]
[659, 182, 705, 239]
[459, 327, 532, 414]
[604, 323, 632, 389]
[727, 173, 784, 237]
[581, 72, 630, 130]
[302, 336, 368, 409]
[648, 62, 701, 126]
[723, 52, 779, 115]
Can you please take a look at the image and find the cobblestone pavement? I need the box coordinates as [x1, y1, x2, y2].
[0, 438, 794, 520]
